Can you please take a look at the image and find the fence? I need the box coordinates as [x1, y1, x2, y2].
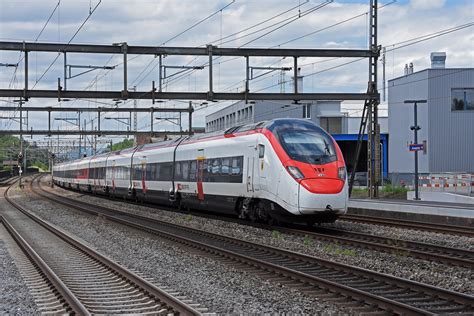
[419, 173, 473, 196]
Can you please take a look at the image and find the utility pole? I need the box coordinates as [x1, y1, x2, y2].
[188, 101, 193, 136]
[130, 85, 137, 133]
[19, 97, 23, 187]
[382, 46, 386, 102]
[404, 99, 427, 200]
[78, 111, 81, 158]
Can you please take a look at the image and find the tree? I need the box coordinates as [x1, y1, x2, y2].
[108, 139, 135, 152]
[0, 136, 21, 170]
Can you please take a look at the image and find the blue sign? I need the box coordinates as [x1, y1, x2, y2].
[409, 144, 424, 152]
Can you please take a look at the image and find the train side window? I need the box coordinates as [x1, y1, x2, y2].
[175, 162, 182, 180]
[231, 157, 242, 175]
[222, 158, 231, 175]
[155, 163, 161, 181]
[211, 159, 221, 175]
[258, 144, 265, 158]
[182, 161, 189, 181]
[189, 161, 197, 181]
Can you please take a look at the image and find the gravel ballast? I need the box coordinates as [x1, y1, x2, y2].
[0, 189, 39, 314]
[47, 179, 474, 296]
[14, 179, 349, 314]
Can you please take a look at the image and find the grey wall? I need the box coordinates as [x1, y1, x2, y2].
[347, 116, 388, 134]
[428, 69, 474, 172]
[388, 70, 431, 173]
[388, 68, 474, 174]
[254, 100, 302, 121]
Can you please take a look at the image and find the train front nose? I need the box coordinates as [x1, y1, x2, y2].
[298, 178, 348, 215]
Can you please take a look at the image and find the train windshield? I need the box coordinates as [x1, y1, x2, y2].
[279, 130, 336, 164]
[265, 119, 337, 164]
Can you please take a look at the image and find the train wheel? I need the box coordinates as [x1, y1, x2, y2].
[237, 198, 251, 220]
[254, 201, 271, 223]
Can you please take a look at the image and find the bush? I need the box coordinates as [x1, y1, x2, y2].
[381, 184, 409, 194]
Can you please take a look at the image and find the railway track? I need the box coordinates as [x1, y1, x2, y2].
[48, 177, 474, 268]
[275, 225, 474, 268]
[44, 175, 474, 268]
[33, 176, 474, 315]
[3, 179, 207, 315]
[0, 176, 19, 186]
[341, 214, 474, 237]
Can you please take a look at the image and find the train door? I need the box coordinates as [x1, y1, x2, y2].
[246, 147, 255, 193]
[141, 162, 147, 195]
[256, 143, 267, 191]
[196, 157, 205, 200]
[111, 161, 116, 193]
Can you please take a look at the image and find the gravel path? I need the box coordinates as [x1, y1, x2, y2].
[0, 187, 39, 315]
[16, 179, 350, 314]
[47, 179, 474, 295]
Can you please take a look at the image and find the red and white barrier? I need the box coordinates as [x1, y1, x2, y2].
[418, 173, 473, 195]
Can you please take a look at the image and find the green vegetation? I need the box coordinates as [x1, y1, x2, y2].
[324, 244, 357, 257]
[0, 136, 20, 171]
[350, 184, 409, 199]
[30, 161, 49, 172]
[381, 184, 409, 194]
[303, 235, 313, 247]
[271, 230, 282, 239]
[109, 139, 135, 151]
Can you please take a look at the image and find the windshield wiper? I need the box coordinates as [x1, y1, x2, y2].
[323, 139, 331, 155]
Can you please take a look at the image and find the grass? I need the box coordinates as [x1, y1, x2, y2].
[303, 235, 313, 247]
[351, 184, 409, 199]
[271, 230, 282, 239]
[381, 184, 409, 194]
[324, 244, 357, 257]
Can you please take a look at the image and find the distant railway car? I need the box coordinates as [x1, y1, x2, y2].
[53, 119, 348, 224]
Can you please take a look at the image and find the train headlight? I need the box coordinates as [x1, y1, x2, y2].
[338, 166, 346, 181]
[286, 166, 304, 179]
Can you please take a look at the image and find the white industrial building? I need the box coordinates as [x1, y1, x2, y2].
[205, 99, 389, 178]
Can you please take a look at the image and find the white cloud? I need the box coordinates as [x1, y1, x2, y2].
[411, 0, 446, 10]
[0, 0, 472, 135]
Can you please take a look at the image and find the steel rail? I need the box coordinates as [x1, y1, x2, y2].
[341, 214, 474, 237]
[47, 176, 474, 267]
[3, 183, 89, 315]
[51, 178, 474, 268]
[35, 177, 474, 315]
[273, 226, 474, 268]
[6, 177, 204, 316]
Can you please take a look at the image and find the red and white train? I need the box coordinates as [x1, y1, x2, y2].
[53, 119, 348, 224]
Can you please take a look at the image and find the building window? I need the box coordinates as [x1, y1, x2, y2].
[452, 88, 474, 111]
[320, 117, 342, 134]
[302, 104, 311, 119]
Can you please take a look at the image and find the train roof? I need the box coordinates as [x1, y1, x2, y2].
[55, 118, 320, 166]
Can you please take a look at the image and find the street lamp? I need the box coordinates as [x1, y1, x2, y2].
[404, 99, 427, 200]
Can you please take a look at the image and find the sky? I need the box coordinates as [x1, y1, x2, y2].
[0, 0, 473, 149]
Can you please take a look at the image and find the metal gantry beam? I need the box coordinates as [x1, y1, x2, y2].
[0, 2, 379, 178]
[0, 40, 378, 102]
[0, 42, 376, 58]
[0, 90, 375, 100]
[0, 130, 189, 136]
[0, 106, 192, 113]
